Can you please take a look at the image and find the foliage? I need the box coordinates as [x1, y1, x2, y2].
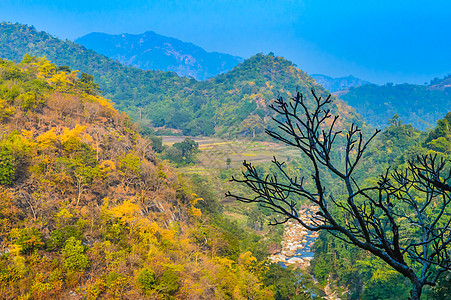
[62, 237, 90, 271]
[167, 138, 199, 165]
[11, 227, 44, 254]
[137, 268, 156, 295]
[425, 112, 451, 153]
[0, 146, 15, 184]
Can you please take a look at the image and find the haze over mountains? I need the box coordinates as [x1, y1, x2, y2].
[75, 31, 244, 81]
[74, 30, 372, 92]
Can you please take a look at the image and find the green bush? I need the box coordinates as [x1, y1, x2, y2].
[14, 227, 44, 254]
[137, 268, 156, 295]
[157, 270, 179, 295]
[0, 147, 15, 184]
[47, 226, 82, 250]
[62, 237, 90, 271]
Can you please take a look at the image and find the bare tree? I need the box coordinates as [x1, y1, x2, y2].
[226, 90, 451, 300]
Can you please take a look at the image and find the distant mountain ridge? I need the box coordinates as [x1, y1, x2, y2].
[75, 31, 243, 80]
[311, 74, 371, 92]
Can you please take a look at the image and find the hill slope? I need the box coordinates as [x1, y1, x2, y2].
[136, 53, 366, 137]
[0, 21, 192, 115]
[75, 31, 243, 80]
[0, 56, 288, 299]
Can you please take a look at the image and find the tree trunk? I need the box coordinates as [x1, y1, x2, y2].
[409, 280, 422, 300]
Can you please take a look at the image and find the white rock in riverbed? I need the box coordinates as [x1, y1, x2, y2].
[287, 257, 303, 264]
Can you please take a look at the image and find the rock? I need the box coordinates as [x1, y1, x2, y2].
[286, 257, 303, 264]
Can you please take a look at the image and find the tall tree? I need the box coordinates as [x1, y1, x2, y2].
[227, 90, 451, 300]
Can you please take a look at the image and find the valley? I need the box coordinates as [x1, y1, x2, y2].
[0, 19, 450, 300]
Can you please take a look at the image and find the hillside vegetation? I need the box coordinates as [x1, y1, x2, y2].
[0, 56, 312, 299]
[309, 112, 451, 299]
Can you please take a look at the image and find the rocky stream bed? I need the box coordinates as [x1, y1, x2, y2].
[268, 205, 319, 268]
[268, 205, 343, 299]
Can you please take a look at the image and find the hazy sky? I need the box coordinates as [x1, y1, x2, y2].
[1, 0, 450, 84]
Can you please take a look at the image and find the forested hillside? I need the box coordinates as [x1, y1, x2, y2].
[0, 56, 312, 299]
[75, 31, 243, 80]
[224, 90, 451, 299]
[339, 81, 451, 130]
[0, 22, 363, 138]
[138, 52, 366, 137]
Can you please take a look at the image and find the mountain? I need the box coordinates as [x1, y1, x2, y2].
[311, 74, 371, 92]
[132, 53, 366, 137]
[0, 22, 363, 138]
[338, 82, 451, 130]
[75, 31, 243, 80]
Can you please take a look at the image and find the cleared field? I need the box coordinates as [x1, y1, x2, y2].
[162, 136, 299, 174]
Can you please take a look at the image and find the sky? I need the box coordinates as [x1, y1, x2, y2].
[1, 0, 450, 84]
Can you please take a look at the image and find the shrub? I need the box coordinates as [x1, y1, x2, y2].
[137, 268, 156, 295]
[62, 237, 90, 271]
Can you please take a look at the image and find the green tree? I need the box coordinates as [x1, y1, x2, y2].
[226, 157, 232, 169]
[137, 268, 156, 295]
[166, 138, 199, 165]
[77, 72, 100, 95]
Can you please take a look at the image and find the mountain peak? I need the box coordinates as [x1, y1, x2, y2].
[75, 31, 243, 80]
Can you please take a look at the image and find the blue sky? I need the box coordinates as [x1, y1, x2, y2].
[1, 0, 450, 84]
